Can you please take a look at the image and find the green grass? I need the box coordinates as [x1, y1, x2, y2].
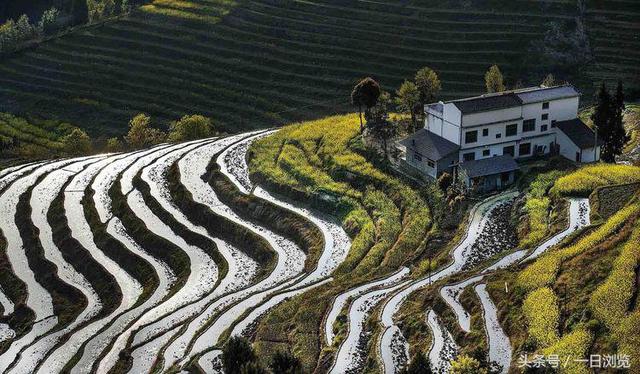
[0, 0, 636, 136]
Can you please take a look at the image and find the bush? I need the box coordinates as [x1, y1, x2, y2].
[125, 113, 166, 149]
[106, 137, 123, 152]
[450, 355, 486, 374]
[168, 114, 213, 142]
[61, 128, 92, 155]
[269, 350, 304, 374]
[222, 336, 256, 374]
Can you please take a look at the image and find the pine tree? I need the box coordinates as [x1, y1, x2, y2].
[591, 83, 611, 161]
[609, 81, 628, 160]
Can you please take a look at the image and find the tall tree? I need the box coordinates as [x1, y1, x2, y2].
[541, 73, 556, 87]
[610, 81, 628, 159]
[351, 77, 381, 133]
[366, 91, 398, 157]
[484, 65, 505, 93]
[415, 66, 441, 107]
[591, 82, 627, 163]
[71, 0, 89, 25]
[395, 80, 420, 132]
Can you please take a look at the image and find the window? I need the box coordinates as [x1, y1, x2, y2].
[506, 124, 517, 137]
[541, 113, 549, 121]
[551, 120, 557, 128]
[541, 124, 548, 132]
[519, 142, 531, 156]
[482, 128, 489, 137]
[523, 119, 535, 132]
[542, 102, 549, 109]
[496, 133, 502, 139]
[535, 145, 545, 154]
[482, 149, 490, 157]
[463, 152, 475, 161]
[465, 130, 478, 144]
[427, 159, 435, 168]
[413, 153, 422, 161]
[503, 145, 514, 156]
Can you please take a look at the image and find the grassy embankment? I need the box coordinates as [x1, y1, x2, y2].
[247, 114, 434, 371]
[2, 0, 637, 136]
[485, 164, 640, 373]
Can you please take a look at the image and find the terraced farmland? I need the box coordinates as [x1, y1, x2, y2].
[1, 0, 638, 136]
[0, 130, 355, 373]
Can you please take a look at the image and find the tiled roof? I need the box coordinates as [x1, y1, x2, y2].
[451, 93, 522, 114]
[443, 84, 579, 114]
[515, 85, 580, 104]
[399, 129, 459, 161]
[460, 155, 519, 178]
[556, 118, 602, 149]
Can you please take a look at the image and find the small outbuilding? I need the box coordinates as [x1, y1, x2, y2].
[398, 129, 459, 179]
[459, 155, 519, 192]
[555, 118, 602, 163]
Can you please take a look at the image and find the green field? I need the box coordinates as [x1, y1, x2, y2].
[0, 0, 638, 137]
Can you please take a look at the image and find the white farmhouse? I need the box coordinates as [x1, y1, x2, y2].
[398, 84, 601, 191]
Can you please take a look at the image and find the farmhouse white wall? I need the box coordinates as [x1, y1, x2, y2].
[555, 130, 581, 162]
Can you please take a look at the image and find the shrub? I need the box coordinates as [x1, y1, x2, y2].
[222, 336, 256, 374]
[450, 355, 486, 374]
[269, 350, 304, 374]
[125, 113, 166, 149]
[61, 128, 92, 155]
[106, 137, 123, 152]
[168, 114, 213, 142]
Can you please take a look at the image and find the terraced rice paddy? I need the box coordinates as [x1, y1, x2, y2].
[0, 131, 352, 373]
[0, 0, 637, 136]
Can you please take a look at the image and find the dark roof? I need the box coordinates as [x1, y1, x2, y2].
[399, 129, 459, 160]
[460, 155, 519, 178]
[555, 118, 602, 149]
[515, 85, 580, 104]
[451, 93, 522, 114]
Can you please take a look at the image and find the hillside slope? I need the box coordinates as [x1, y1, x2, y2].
[0, 0, 638, 136]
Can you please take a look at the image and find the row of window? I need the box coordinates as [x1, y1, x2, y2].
[465, 118, 552, 144]
[462, 142, 533, 161]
